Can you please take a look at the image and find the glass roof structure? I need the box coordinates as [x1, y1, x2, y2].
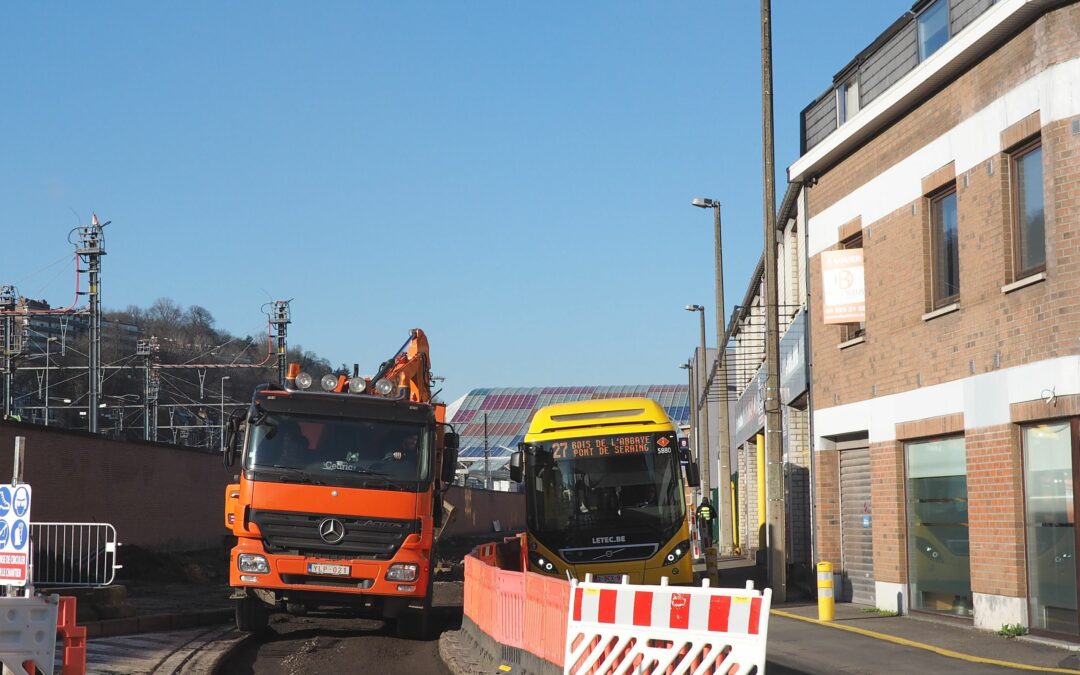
[447, 385, 690, 462]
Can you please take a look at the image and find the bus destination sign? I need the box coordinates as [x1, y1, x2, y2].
[550, 433, 667, 460]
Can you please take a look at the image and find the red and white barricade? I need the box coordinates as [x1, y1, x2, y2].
[564, 576, 772, 675]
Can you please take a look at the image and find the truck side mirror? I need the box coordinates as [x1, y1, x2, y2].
[509, 451, 523, 483]
[442, 432, 460, 483]
[223, 410, 243, 468]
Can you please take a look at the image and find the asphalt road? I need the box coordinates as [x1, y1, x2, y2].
[217, 582, 462, 675]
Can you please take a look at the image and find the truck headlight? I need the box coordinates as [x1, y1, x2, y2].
[238, 554, 270, 574]
[665, 540, 691, 565]
[386, 563, 419, 582]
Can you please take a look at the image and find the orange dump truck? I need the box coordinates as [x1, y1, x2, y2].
[222, 329, 458, 637]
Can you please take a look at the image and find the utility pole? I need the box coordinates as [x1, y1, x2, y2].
[77, 215, 108, 434]
[271, 301, 291, 386]
[483, 412, 490, 490]
[139, 337, 160, 441]
[0, 286, 16, 419]
[761, 0, 787, 602]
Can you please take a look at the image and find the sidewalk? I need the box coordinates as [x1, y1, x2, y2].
[770, 602, 1080, 674]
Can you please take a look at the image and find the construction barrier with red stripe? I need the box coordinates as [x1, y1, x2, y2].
[565, 576, 772, 674]
[461, 540, 771, 674]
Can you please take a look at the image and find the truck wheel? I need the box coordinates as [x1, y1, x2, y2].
[235, 596, 269, 633]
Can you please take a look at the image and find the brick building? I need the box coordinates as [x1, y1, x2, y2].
[791, 0, 1080, 634]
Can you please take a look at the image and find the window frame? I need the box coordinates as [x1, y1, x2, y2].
[917, 0, 950, 62]
[1010, 138, 1047, 280]
[929, 186, 960, 309]
[837, 77, 860, 126]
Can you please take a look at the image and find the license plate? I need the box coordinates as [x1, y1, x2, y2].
[593, 574, 624, 583]
[308, 563, 350, 577]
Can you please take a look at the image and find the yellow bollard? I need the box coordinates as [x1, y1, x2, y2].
[817, 561, 835, 621]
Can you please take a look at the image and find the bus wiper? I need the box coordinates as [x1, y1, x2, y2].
[270, 465, 324, 485]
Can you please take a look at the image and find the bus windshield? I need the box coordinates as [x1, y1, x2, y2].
[525, 431, 685, 550]
[243, 412, 430, 490]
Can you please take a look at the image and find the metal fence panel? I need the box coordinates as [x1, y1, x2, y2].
[31, 522, 120, 588]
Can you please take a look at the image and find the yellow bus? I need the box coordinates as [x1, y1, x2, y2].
[509, 397, 697, 585]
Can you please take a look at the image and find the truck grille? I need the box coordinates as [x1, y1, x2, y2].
[251, 510, 419, 560]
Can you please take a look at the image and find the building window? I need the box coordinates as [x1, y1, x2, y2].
[841, 232, 865, 341]
[1023, 422, 1077, 635]
[838, 78, 860, 125]
[918, 0, 950, 61]
[906, 435, 971, 617]
[930, 189, 960, 307]
[1012, 142, 1046, 278]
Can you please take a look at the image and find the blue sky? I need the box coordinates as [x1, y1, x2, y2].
[1, 2, 904, 403]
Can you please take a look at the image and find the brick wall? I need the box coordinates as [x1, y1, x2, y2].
[870, 441, 907, 585]
[786, 407, 811, 565]
[814, 448, 840, 565]
[738, 438, 762, 551]
[0, 422, 233, 550]
[809, 10, 1080, 411]
[965, 424, 1026, 598]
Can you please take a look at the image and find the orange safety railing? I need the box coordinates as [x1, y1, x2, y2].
[57, 595, 87, 675]
[466, 541, 571, 670]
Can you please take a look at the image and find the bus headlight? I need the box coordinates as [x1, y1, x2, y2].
[238, 554, 270, 574]
[664, 540, 691, 566]
[386, 563, 419, 582]
[529, 551, 559, 576]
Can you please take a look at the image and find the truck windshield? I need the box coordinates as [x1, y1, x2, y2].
[244, 413, 430, 489]
[525, 431, 685, 551]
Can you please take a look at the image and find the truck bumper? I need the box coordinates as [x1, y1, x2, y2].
[230, 538, 429, 616]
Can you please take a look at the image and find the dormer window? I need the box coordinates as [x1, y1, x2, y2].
[838, 78, 860, 124]
[918, 0, 950, 61]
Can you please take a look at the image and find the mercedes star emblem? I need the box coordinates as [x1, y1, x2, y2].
[318, 518, 346, 544]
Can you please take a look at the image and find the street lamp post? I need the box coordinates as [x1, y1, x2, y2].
[220, 376, 231, 453]
[686, 304, 719, 583]
[692, 197, 734, 557]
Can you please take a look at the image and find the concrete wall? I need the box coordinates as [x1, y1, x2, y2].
[0, 421, 232, 551]
[443, 485, 525, 539]
[0, 421, 526, 551]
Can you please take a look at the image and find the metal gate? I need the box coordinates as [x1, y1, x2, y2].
[839, 446, 874, 605]
[31, 522, 120, 587]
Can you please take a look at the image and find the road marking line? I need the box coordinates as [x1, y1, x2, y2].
[770, 609, 1080, 674]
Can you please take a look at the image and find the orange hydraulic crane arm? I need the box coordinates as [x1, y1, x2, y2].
[375, 328, 432, 403]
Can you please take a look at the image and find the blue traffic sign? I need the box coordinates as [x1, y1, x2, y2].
[0, 486, 9, 517]
[0, 521, 8, 548]
[11, 521, 27, 551]
[12, 486, 29, 518]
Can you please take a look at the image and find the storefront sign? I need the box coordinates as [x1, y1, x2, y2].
[780, 309, 807, 405]
[733, 367, 766, 446]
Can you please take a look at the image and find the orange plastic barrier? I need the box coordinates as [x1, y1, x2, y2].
[496, 570, 526, 648]
[465, 548, 573, 670]
[57, 596, 87, 675]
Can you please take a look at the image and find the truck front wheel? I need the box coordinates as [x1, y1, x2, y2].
[235, 595, 269, 633]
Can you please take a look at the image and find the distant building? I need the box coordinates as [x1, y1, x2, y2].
[446, 385, 690, 490]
